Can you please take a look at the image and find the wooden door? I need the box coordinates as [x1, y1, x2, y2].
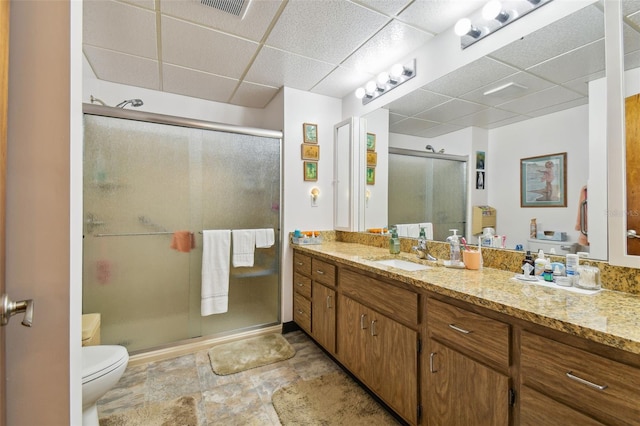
[336, 295, 367, 378]
[311, 282, 335, 353]
[369, 312, 418, 425]
[625, 94, 640, 255]
[0, 0, 8, 423]
[427, 340, 509, 426]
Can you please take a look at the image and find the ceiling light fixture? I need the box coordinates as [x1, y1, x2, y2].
[455, 0, 552, 49]
[355, 59, 416, 105]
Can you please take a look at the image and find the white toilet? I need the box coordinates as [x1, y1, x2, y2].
[82, 345, 129, 426]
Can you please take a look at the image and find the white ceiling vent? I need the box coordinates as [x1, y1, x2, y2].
[483, 82, 528, 98]
[199, 0, 252, 19]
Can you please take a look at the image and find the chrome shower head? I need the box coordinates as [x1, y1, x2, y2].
[115, 99, 144, 108]
[425, 144, 436, 153]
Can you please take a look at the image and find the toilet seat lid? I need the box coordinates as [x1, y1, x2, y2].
[82, 345, 129, 384]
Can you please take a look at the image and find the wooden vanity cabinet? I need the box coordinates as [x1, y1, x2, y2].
[424, 297, 511, 426]
[337, 268, 419, 425]
[292, 252, 312, 334]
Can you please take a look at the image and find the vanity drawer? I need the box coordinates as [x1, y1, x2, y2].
[340, 268, 418, 326]
[311, 258, 336, 287]
[293, 272, 311, 299]
[521, 331, 640, 425]
[427, 298, 510, 370]
[293, 292, 311, 333]
[293, 252, 311, 276]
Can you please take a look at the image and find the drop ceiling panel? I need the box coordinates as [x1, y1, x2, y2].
[563, 70, 605, 96]
[84, 0, 158, 59]
[230, 82, 280, 108]
[416, 99, 487, 123]
[488, 4, 604, 70]
[162, 64, 238, 102]
[244, 46, 336, 91]
[384, 89, 450, 116]
[485, 114, 530, 129]
[397, 0, 485, 34]
[525, 97, 588, 118]
[341, 20, 433, 75]
[355, 0, 412, 17]
[389, 111, 407, 125]
[461, 72, 554, 106]
[498, 86, 583, 115]
[422, 57, 519, 98]
[264, 0, 389, 64]
[84, 46, 160, 91]
[420, 123, 466, 138]
[450, 107, 518, 128]
[160, 0, 283, 42]
[389, 117, 440, 135]
[161, 16, 259, 78]
[311, 66, 374, 99]
[527, 40, 605, 84]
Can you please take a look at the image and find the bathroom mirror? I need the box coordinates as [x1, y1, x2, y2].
[362, 1, 611, 260]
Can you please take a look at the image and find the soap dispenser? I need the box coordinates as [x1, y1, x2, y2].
[446, 229, 461, 264]
[389, 228, 400, 254]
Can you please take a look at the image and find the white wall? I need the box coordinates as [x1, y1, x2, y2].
[363, 108, 389, 229]
[281, 87, 342, 322]
[488, 105, 589, 250]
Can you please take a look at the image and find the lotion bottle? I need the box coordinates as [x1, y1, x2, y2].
[446, 229, 461, 264]
[534, 249, 546, 276]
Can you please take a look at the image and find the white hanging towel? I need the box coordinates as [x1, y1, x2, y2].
[419, 223, 434, 240]
[255, 228, 275, 248]
[201, 230, 231, 316]
[232, 229, 256, 267]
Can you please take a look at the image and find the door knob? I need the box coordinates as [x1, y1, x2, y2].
[1, 293, 34, 327]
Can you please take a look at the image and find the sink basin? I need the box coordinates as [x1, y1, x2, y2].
[374, 259, 431, 271]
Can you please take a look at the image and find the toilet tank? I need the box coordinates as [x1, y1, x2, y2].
[527, 239, 574, 256]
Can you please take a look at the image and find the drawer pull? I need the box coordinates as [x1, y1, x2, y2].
[566, 372, 608, 391]
[429, 352, 437, 373]
[296, 282, 304, 287]
[326, 296, 332, 309]
[449, 324, 472, 334]
[297, 309, 304, 315]
[316, 269, 325, 275]
[296, 261, 304, 266]
[360, 314, 368, 330]
[370, 320, 378, 336]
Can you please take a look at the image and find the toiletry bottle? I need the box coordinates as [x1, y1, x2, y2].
[543, 260, 553, 282]
[566, 253, 579, 285]
[446, 229, 461, 264]
[530, 218, 537, 239]
[522, 251, 535, 276]
[389, 228, 400, 254]
[534, 249, 546, 276]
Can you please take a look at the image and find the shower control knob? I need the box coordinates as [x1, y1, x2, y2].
[1, 293, 34, 327]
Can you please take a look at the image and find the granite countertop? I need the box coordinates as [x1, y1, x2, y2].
[292, 241, 640, 356]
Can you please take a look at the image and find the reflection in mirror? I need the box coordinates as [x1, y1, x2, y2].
[388, 149, 467, 241]
[367, 2, 608, 259]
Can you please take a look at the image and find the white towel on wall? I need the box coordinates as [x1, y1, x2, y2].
[255, 228, 275, 248]
[201, 230, 231, 316]
[232, 229, 256, 267]
[396, 224, 409, 237]
[419, 223, 434, 240]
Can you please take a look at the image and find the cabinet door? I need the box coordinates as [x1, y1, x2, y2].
[336, 295, 368, 378]
[520, 386, 605, 426]
[370, 311, 418, 425]
[427, 340, 509, 426]
[312, 282, 336, 354]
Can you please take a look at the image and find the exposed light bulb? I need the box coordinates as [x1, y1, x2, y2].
[355, 87, 366, 99]
[365, 80, 377, 94]
[454, 18, 481, 38]
[483, 0, 509, 22]
[390, 64, 404, 80]
[377, 72, 390, 85]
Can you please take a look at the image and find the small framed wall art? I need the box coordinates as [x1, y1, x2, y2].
[366, 167, 375, 185]
[304, 161, 318, 181]
[366, 132, 376, 151]
[303, 123, 318, 144]
[301, 143, 320, 161]
[367, 151, 377, 166]
[520, 152, 567, 207]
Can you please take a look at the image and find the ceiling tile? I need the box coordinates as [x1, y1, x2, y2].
[161, 16, 259, 78]
[450, 107, 518, 128]
[397, 0, 485, 34]
[341, 20, 433, 75]
[461, 72, 554, 106]
[384, 88, 450, 116]
[489, 4, 604, 70]
[355, 0, 412, 17]
[422, 57, 518, 98]
[231, 82, 280, 108]
[563, 70, 605, 96]
[416, 99, 487, 123]
[244, 46, 337, 91]
[623, 20, 640, 56]
[527, 40, 605, 84]
[84, 46, 160, 91]
[160, 0, 283, 42]
[389, 117, 439, 135]
[311, 66, 374, 99]
[264, 0, 389, 64]
[162, 64, 238, 103]
[389, 111, 407, 125]
[497, 86, 584, 115]
[526, 97, 588, 118]
[485, 115, 530, 129]
[420, 123, 466, 138]
[84, 0, 158, 59]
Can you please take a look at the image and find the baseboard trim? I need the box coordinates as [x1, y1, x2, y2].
[127, 324, 283, 366]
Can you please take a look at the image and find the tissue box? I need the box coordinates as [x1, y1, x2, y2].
[536, 231, 567, 241]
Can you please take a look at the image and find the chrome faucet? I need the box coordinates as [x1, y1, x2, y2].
[412, 236, 436, 261]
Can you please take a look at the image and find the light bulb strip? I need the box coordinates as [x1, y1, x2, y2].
[355, 59, 416, 105]
[456, 0, 552, 50]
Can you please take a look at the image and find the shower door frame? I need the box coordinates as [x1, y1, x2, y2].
[82, 103, 284, 351]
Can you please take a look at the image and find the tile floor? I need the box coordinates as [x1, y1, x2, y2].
[97, 330, 357, 425]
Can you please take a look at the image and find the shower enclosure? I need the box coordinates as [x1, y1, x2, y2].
[82, 107, 282, 354]
[388, 148, 467, 241]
